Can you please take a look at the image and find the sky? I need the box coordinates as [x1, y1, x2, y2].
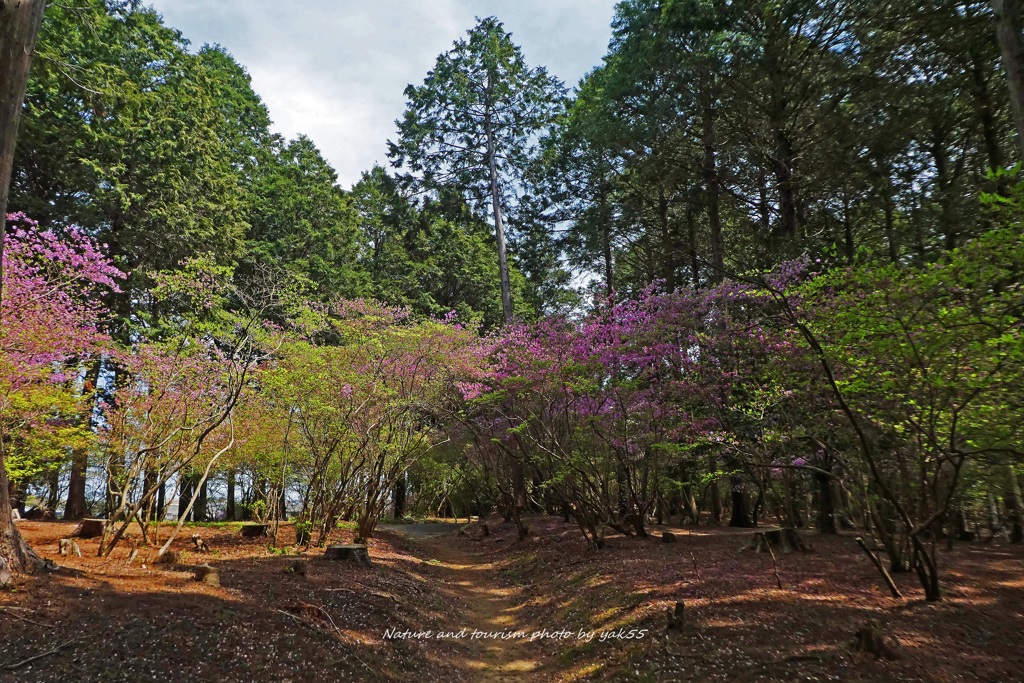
[147, 1, 618, 188]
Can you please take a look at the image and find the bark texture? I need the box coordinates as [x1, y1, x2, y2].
[0, 0, 48, 580]
[993, 0, 1024, 159]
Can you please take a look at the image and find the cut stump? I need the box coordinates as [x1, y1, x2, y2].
[194, 564, 220, 586]
[240, 524, 269, 538]
[662, 531, 678, 543]
[854, 620, 899, 659]
[73, 518, 107, 539]
[666, 600, 685, 629]
[24, 507, 55, 521]
[749, 528, 808, 553]
[324, 544, 370, 564]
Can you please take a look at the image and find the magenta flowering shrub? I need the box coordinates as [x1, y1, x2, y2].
[1, 214, 124, 486]
[460, 274, 824, 546]
[2, 213, 123, 381]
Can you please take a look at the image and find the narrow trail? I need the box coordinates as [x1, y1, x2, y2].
[380, 523, 545, 682]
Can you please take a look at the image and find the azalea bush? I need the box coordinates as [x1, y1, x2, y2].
[262, 300, 486, 545]
[0, 214, 122, 510]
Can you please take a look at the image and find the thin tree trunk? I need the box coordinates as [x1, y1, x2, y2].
[988, 491, 1006, 540]
[0, 0, 48, 579]
[226, 470, 235, 521]
[9, 480, 25, 517]
[600, 188, 613, 296]
[687, 205, 700, 289]
[392, 472, 406, 519]
[156, 477, 166, 521]
[66, 359, 101, 520]
[782, 469, 799, 527]
[770, 128, 799, 248]
[709, 473, 723, 525]
[842, 195, 855, 264]
[657, 187, 675, 291]
[993, 0, 1024, 160]
[196, 479, 208, 522]
[142, 469, 157, 523]
[484, 80, 513, 323]
[64, 447, 88, 520]
[856, 536, 903, 599]
[685, 485, 700, 525]
[757, 170, 772, 260]
[1005, 467, 1024, 542]
[178, 475, 194, 522]
[702, 84, 723, 283]
[883, 195, 897, 264]
[728, 475, 754, 528]
[155, 431, 235, 557]
[105, 461, 123, 519]
[970, 52, 1006, 173]
[45, 468, 59, 511]
[817, 471, 838, 534]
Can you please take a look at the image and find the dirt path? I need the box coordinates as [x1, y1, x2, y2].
[381, 523, 544, 682]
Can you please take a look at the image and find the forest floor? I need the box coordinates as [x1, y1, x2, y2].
[1, 517, 1023, 682]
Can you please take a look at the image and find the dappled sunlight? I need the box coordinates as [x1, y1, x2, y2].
[7, 516, 1024, 681]
[2, 521, 473, 681]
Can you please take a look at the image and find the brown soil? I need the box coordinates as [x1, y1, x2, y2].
[452, 516, 1024, 682]
[421, 535, 543, 682]
[2, 517, 1023, 682]
[0, 521, 474, 683]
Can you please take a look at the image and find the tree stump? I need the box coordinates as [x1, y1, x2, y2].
[662, 531, 678, 543]
[24, 507, 54, 521]
[285, 560, 307, 576]
[749, 528, 808, 553]
[783, 528, 808, 551]
[666, 600, 685, 629]
[324, 544, 370, 564]
[240, 523, 269, 538]
[73, 518, 106, 539]
[480, 523, 490, 537]
[854, 620, 899, 659]
[194, 564, 220, 586]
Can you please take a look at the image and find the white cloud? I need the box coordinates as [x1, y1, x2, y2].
[147, 0, 616, 187]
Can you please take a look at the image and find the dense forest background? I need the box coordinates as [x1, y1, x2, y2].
[14, 1, 1016, 329]
[1, 0, 1023, 605]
